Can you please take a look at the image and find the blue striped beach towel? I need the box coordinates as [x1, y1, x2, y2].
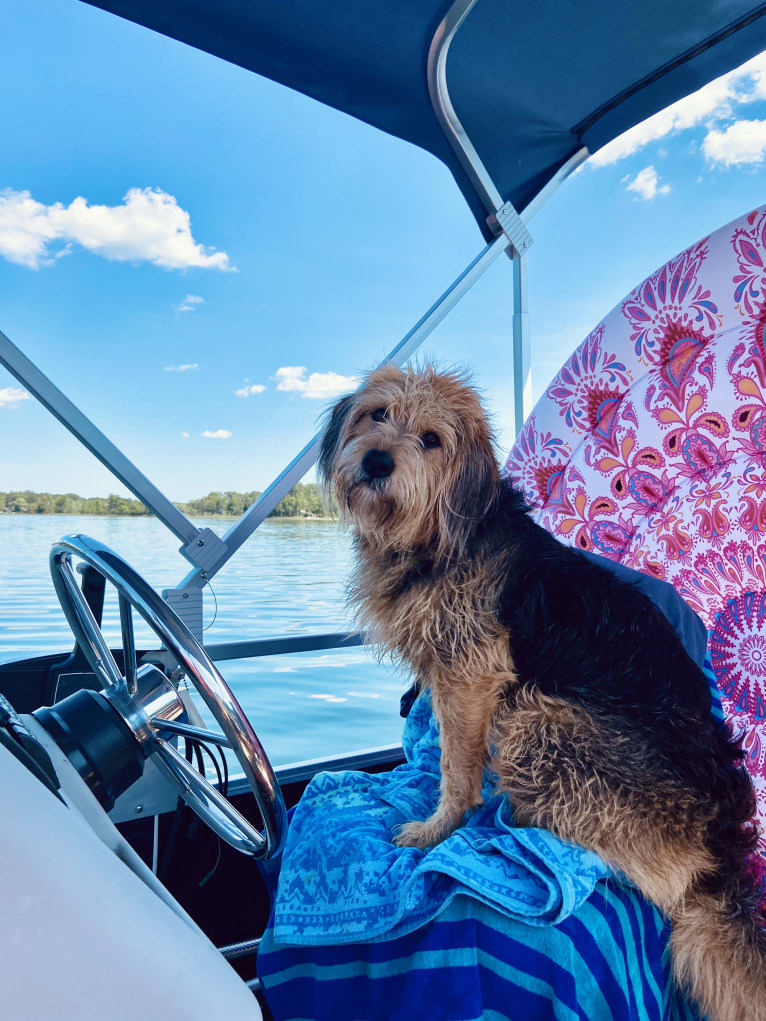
[257, 676, 721, 1019]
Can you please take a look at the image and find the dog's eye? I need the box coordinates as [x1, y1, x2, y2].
[421, 431, 441, 450]
[370, 408, 387, 423]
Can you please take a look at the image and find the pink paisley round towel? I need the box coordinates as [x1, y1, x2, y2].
[505, 204, 766, 882]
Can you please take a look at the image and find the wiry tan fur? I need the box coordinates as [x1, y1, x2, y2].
[492, 687, 715, 908]
[492, 688, 766, 1021]
[671, 889, 766, 1021]
[330, 363, 499, 563]
[349, 541, 515, 844]
[320, 363, 766, 1020]
[328, 365, 514, 844]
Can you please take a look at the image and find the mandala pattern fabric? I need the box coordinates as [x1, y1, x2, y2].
[505, 204, 766, 877]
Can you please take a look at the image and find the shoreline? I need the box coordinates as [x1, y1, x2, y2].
[0, 512, 335, 522]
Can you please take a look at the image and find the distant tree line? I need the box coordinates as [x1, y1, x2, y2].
[0, 482, 327, 519]
[179, 483, 325, 518]
[0, 492, 148, 516]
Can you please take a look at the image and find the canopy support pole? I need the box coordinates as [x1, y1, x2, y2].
[175, 229, 512, 593]
[512, 253, 532, 435]
[428, 0, 588, 435]
[428, 0, 510, 218]
[171, 0, 591, 600]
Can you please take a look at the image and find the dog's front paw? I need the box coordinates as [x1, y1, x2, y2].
[393, 819, 438, 849]
[393, 816, 454, 850]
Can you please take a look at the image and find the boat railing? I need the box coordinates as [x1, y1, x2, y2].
[204, 632, 364, 663]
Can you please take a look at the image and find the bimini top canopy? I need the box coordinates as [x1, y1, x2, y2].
[84, 0, 766, 237]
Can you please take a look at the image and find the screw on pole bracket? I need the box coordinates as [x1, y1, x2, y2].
[486, 200, 533, 258]
[179, 527, 227, 572]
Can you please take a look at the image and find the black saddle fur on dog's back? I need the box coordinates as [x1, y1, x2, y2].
[475, 479, 757, 902]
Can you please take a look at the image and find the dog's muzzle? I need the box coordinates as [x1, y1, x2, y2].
[361, 448, 394, 482]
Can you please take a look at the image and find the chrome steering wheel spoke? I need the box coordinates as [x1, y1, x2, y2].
[53, 551, 124, 690]
[118, 594, 138, 695]
[151, 718, 232, 748]
[49, 534, 286, 859]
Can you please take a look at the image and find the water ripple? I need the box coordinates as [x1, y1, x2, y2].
[0, 515, 410, 764]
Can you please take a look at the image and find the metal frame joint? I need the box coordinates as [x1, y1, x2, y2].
[179, 527, 229, 574]
[486, 201, 533, 257]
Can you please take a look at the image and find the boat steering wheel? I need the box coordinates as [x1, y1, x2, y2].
[49, 534, 287, 859]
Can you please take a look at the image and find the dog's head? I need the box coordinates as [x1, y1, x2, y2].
[319, 364, 498, 559]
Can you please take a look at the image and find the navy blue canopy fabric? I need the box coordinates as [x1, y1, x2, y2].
[83, 1, 766, 238]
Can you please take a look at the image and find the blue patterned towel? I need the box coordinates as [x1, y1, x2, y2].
[272, 692, 613, 946]
[260, 667, 722, 1017]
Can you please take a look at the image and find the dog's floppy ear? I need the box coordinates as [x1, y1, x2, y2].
[437, 435, 498, 560]
[318, 393, 355, 483]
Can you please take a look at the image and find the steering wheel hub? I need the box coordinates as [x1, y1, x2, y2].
[105, 664, 187, 753]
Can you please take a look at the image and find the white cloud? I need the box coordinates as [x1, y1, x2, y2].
[0, 187, 233, 270]
[202, 428, 232, 439]
[164, 363, 198, 373]
[0, 387, 30, 408]
[181, 431, 190, 438]
[590, 50, 766, 167]
[754, 59, 766, 100]
[702, 119, 766, 166]
[235, 383, 266, 397]
[176, 293, 204, 313]
[275, 365, 359, 399]
[625, 166, 671, 200]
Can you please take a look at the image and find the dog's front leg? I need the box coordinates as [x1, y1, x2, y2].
[394, 676, 494, 850]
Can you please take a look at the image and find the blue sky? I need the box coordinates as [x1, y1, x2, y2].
[1, 1, 765, 501]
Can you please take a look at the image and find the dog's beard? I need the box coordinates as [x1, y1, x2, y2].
[336, 467, 437, 552]
[343, 475, 396, 529]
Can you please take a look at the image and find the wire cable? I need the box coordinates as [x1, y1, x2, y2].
[151, 814, 159, 874]
[160, 733, 229, 889]
[203, 580, 218, 633]
[198, 835, 222, 888]
[215, 741, 230, 798]
[197, 738, 223, 789]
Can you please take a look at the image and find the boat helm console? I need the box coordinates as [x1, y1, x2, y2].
[39, 533, 288, 859]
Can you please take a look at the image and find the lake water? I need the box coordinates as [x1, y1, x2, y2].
[0, 514, 410, 766]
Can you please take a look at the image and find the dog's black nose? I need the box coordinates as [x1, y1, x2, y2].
[361, 448, 395, 481]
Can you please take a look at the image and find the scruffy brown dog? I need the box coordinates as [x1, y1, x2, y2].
[319, 363, 766, 1021]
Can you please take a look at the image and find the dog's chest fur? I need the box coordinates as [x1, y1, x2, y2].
[350, 541, 513, 684]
